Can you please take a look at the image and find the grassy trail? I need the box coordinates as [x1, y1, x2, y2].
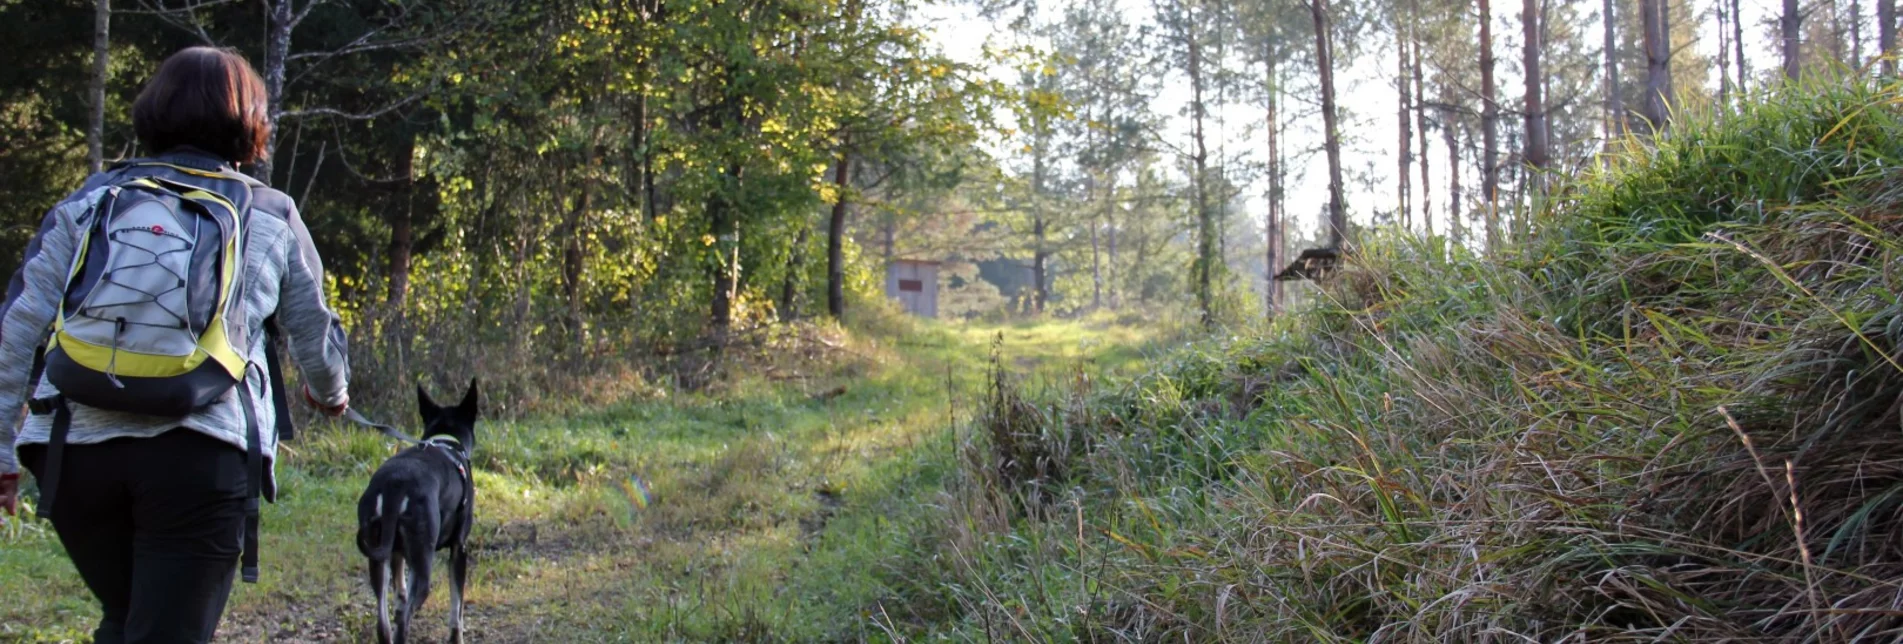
[0, 319, 1155, 643]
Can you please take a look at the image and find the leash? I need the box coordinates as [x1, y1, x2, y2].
[344, 408, 469, 467]
[344, 407, 426, 445]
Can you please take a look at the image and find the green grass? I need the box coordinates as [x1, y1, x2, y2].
[0, 315, 1161, 642]
[874, 77, 1903, 642]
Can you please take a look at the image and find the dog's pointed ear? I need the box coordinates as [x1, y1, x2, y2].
[418, 384, 439, 417]
[456, 377, 480, 423]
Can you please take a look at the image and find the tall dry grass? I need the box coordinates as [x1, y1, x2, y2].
[890, 77, 1903, 641]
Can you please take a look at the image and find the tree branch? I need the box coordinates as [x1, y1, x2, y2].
[278, 92, 424, 121]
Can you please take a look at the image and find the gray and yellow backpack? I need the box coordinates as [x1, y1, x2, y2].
[33, 158, 300, 583]
[43, 161, 256, 416]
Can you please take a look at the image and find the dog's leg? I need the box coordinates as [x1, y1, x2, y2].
[370, 558, 393, 644]
[390, 546, 407, 626]
[397, 532, 433, 644]
[448, 544, 469, 643]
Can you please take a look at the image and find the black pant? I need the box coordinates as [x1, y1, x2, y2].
[19, 429, 247, 644]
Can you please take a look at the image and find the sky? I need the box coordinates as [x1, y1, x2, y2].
[914, 0, 1841, 249]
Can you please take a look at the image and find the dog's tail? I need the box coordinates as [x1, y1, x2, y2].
[364, 493, 409, 562]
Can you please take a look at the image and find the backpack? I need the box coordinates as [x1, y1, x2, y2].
[41, 161, 256, 417]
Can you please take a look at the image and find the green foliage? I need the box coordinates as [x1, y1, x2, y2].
[890, 80, 1903, 641]
[0, 318, 1156, 642]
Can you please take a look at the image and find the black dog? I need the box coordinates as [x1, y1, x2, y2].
[356, 380, 479, 644]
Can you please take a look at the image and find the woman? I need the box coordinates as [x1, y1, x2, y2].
[0, 47, 352, 644]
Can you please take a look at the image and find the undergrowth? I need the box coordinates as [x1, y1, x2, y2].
[894, 77, 1903, 641]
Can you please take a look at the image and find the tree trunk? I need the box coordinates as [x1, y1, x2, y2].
[1718, 0, 1733, 107]
[1107, 211, 1121, 309]
[633, 91, 656, 220]
[1643, 0, 1674, 131]
[1743, 0, 1750, 84]
[387, 141, 415, 307]
[1031, 125, 1050, 316]
[1096, 105, 1111, 312]
[779, 222, 809, 321]
[1413, 20, 1432, 237]
[89, 0, 109, 173]
[1187, 11, 1216, 326]
[1604, 0, 1623, 136]
[708, 163, 742, 333]
[1854, 0, 1865, 66]
[1882, 0, 1897, 76]
[1313, 0, 1349, 250]
[1479, 0, 1500, 253]
[1522, 0, 1549, 171]
[563, 177, 591, 330]
[1089, 213, 1102, 310]
[258, 0, 292, 184]
[1445, 106, 1463, 245]
[1266, 45, 1283, 316]
[1784, 0, 1804, 79]
[826, 153, 852, 319]
[1396, 17, 1413, 228]
[882, 214, 894, 262]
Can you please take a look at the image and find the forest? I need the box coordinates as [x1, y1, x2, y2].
[4, 0, 1903, 640]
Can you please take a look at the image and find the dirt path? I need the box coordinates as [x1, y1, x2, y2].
[1, 320, 1155, 643]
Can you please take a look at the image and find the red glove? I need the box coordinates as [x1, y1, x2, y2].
[303, 384, 348, 418]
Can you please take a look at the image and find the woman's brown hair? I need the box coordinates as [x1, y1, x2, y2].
[132, 47, 271, 164]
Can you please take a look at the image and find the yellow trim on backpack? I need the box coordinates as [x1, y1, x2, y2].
[197, 313, 248, 378]
[180, 190, 237, 218]
[49, 330, 212, 378]
[134, 162, 237, 181]
[48, 324, 246, 380]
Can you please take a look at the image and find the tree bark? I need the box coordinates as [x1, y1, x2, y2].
[1313, 0, 1349, 251]
[387, 140, 415, 306]
[1882, 0, 1897, 76]
[89, 0, 109, 173]
[1784, 0, 1804, 80]
[1107, 210, 1121, 309]
[258, 0, 293, 184]
[1031, 124, 1051, 316]
[1266, 43, 1283, 317]
[779, 222, 809, 321]
[1396, 17, 1413, 228]
[826, 153, 852, 319]
[1188, 6, 1216, 325]
[1854, 0, 1865, 66]
[1522, 0, 1549, 171]
[1735, 0, 1751, 84]
[1643, 0, 1674, 131]
[1604, 0, 1623, 136]
[708, 163, 742, 333]
[633, 91, 656, 220]
[1718, 0, 1733, 107]
[1445, 105, 1463, 245]
[1087, 108, 1104, 311]
[1479, 0, 1500, 253]
[1413, 19, 1432, 237]
[563, 177, 591, 330]
[1089, 212, 1102, 310]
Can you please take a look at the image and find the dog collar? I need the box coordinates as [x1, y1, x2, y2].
[421, 436, 469, 478]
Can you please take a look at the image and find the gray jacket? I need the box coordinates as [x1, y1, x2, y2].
[0, 149, 350, 482]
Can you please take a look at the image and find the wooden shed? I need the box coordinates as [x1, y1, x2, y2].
[885, 259, 941, 318]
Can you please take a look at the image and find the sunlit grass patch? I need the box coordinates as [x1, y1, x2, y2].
[0, 316, 1157, 642]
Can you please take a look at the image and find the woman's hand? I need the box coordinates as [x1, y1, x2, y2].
[0, 472, 19, 516]
[302, 384, 348, 418]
